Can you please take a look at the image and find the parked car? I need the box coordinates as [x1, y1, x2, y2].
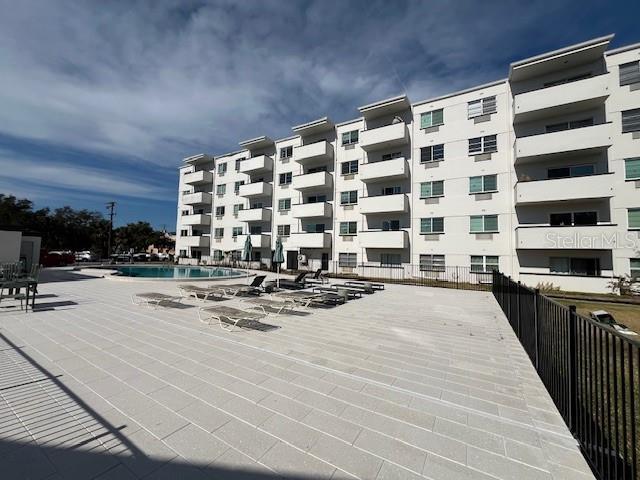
[41, 250, 75, 267]
[75, 251, 98, 262]
[132, 253, 149, 262]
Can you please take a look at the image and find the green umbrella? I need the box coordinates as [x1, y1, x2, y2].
[241, 235, 252, 282]
[272, 236, 284, 288]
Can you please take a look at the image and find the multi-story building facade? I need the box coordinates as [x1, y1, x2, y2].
[175, 34, 640, 293]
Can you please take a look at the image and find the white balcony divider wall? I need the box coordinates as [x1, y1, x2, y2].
[175, 35, 640, 293]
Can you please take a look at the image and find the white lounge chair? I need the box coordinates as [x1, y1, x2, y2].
[198, 305, 265, 331]
[241, 297, 300, 315]
[177, 284, 226, 302]
[131, 293, 183, 309]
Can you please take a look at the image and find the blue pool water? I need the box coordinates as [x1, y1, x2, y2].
[114, 265, 244, 279]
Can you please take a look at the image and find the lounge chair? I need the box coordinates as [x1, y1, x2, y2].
[312, 286, 363, 299]
[131, 293, 183, 309]
[277, 272, 308, 290]
[304, 268, 328, 285]
[178, 284, 226, 301]
[330, 282, 375, 294]
[344, 280, 384, 291]
[275, 290, 345, 307]
[216, 275, 267, 296]
[241, 297, 300, 315]
[198, 305, 265, 331]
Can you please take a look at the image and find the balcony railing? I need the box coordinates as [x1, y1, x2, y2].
[515, 224, 618, 249]
[359, 193, 408, 214]
[183, 170, 213, 185]
[238, 182, 272, 198]
[288, 232, 331, 249]
[182, 192, 212, 205]
[359, 157, 408, 183]
[358, 230, 408, 249]
[239, 155, 272, 174]
[180, 214, 211, 226]
[237, 207, 271, 223]
[292, 171, 332, 191]
[359, 122, 409, 152]
[291, 202, 332, 218]
[294, 141, 333, 164]
[515, 173, 614, 205]
[515, 123, 612, 161]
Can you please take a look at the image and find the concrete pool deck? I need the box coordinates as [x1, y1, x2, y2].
[0, 268, 595, 479]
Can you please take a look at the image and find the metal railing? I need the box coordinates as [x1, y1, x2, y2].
[492, 271, 640, 480]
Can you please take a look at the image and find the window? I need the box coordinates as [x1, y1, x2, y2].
[235, 159, 242, 171]
[340, 191, 358, 205]
[278, 198, 291, 211]
[628, 208, 640, 229]
[215, 206, 225, 216]
[382, 186, 401, 196]
[277, 225, 290, 236]
[468, 135, 497, 154]
[234, 180, 244, 193]
[550, 257, 600, 276]
[216, 184, 226, 195]
[470, 215, 498, 233]
[305, 223, 325, 233]
[306, 194, 326, 203]
[382, 220, 400, 231]
[550, 212, 597, 226]
[467, 96, 496, 119]
[420, 254, 445, 272]
[232, 227, 243, 237]
[380, 253, 401, 266]
[341, 130, 359, 146]
[420, 217, 444, 234]
[548, 164, 595, 179]
[280, 146, 293, 159]
[217, 162, 227, 174]
[620, 61, 640, 86]
[249, 225, 262, 234]
[625, 158, 640, 180]
[233, 204, 243, 215]
[545, 118, 593, 133]
[469, 174, 497, 194]
[339, 253, 357, 267]
[339, 221, 357, 235]
[250, 201, 263, 209]
[622, 109, 640, 133]
[212, 250, 223, 261]
[631, 259, 640, 279]
[420, 144, 444, 163]
[543, 73, 591, 88]
[180, 229, 188, 236]
[382, 152, 402, 161]
[279, 172, 292, 185]
[341, 160, 359, 175]
[181, 210, 189, 216]
[420, 109, 444, 129]
[471, 255, 499, 273]
[214, 228, 224, 238]
[420, 180, 444, 198]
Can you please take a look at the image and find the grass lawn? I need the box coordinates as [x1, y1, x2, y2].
[556, 298, 640, 334]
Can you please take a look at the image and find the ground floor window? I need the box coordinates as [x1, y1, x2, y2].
[212, 250, 223, 261]
[419, 254, 445, 271]
[277, 225, 290, 236]
[380, 253, 401, 267]
[550, 257, 601, 276]
[338, 253, 357, 267]
[471, 255, 499, 273]
[631, 259, 640, 279]
[179, 250, 187, 258]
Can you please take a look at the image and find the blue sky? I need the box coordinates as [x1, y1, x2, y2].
[0, 0, 638, 230]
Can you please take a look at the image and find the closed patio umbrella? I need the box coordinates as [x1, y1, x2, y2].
[272, 236, 284, 289]
[241, 235, 252, 283]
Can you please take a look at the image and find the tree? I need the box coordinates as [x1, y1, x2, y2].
[114, 222, 158, 253]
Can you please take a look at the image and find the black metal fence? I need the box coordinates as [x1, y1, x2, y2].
[492, 271, 640, 480]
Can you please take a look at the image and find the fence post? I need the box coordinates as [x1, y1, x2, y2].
[507, 277, 511, 321]
[516, 281, 521, 337]
[568, 305, 578, 433]
[455, 266, 459, 290]
[533, 288, 540, 370]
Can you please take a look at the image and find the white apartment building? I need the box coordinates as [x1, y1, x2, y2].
[176, 34, 640, 293]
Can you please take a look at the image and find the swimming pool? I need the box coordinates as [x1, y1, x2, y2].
[112, 265, 245, 280]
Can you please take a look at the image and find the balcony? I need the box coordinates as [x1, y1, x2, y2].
[514, 75, 610, 123]
[237, 207, 271, 223]
[515, 123, 612, 162]
[237, 234, 271, 248]
[291, 202, 332, 218]
[181, 235, 210, 248]
[292, 171, 332, 191]
[294, 141, 333, 164]
[359, 157, 408, 183]
[180, 214, 211, 226]
[515, 224, 618, 249]
[359, 122, 409, 152]
[182, 192, 212, 205]
[238, 182, 272, 198]
[239, 155, 272, 174]
[515, 173, 614, 205]
[183, 170, 213, 185]
[359, 194, 408, 214]
[289, 232, 331, 249]
[359, 230, 408, 249]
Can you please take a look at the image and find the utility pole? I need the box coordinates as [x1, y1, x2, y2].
[106, 202, 116, 259]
